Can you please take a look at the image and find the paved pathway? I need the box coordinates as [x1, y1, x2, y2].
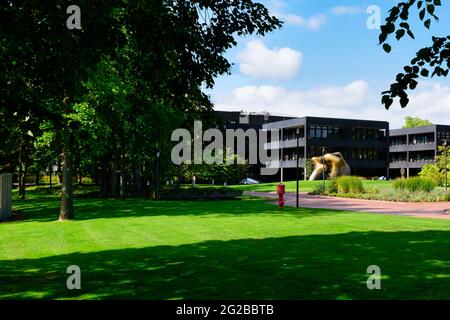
[247, 191, 450, 220]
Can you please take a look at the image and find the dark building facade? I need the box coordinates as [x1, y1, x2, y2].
[215, 111, 295, 130]
[389, 125, 450, 178]
[215, 111, 296, 181]
[263, 117, 390, 180]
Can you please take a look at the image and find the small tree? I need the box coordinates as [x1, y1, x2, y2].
[418, 163, 443, 186]
[402, 116, 432, 128]
[435, 145, 450, 187]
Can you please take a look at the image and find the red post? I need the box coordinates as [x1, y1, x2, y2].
[277, 184, 285, 209]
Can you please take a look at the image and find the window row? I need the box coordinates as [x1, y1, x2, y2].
[308, 126, 386, 140]
[351, 128, 386, 140]
[351, 148, 386, 161]
[308, 126, 347, 139]
[437, 131, 450, 143]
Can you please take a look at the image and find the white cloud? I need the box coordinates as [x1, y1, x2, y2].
[331, 6, 364, 16]
[213, 81, 450, 129]
[237, 40, 302, 80]
[214, 80, 369, 116]
[277, 13, 326, 30]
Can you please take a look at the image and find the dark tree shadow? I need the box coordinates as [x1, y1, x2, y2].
[13, 197, 335, 223]
[2, 231, 450, 299]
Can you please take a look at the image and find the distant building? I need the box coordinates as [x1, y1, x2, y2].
[389, 125, 450, 178]
[263, 117, 390, 181]
[215, 111, 296, 181]
[215, 110, 295, 130]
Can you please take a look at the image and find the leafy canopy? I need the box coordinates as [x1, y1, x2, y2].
[379, 0, 449, 109]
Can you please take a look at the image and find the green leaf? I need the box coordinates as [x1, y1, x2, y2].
[419, 8, 426, 20]
[383, 43, 392, 53]
[387, 23, 395, 34]
[396, 29, 405, 41]
[382, 95, 394, 109]
[399, 22, 410, 30]
[400, 97, 410, 108]
[424, 19, 431, 28]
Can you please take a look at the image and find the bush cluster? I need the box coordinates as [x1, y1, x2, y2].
[392, 177, 436, 193]
[338, 189, 450, 202]
[335, 176, 365, 194]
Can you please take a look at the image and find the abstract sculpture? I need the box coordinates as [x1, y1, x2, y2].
[309, 152, 351, 180]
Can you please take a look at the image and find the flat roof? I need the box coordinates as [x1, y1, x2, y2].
[263, 116, 389, 130]
[390, 124, 450, 136]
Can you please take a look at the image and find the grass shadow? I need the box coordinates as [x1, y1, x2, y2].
[2, 230, 450, 299]
[12, 195, 336, 223]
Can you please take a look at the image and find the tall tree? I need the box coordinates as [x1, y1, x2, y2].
[1, 0, 281, 219]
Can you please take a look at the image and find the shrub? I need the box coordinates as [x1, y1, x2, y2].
[335, 176, 364, 194]
[326, 179, 338, 194]
[393, 177, 436, 193]
[419, 164, 443, 187]
[365, 186, 380, 194]
[311, 182, 327, 195]
[392, 178, 406, 191]
[405, 176, 436, 192]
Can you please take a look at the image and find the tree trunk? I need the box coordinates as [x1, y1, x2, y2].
[18, 143, 27, 200]
[94, 165, 99, 186]
[101, 160, 108, 198]
[133, 166, 142, 195]
[49, 170, 53, 188]
[59, 142, 74, 220]
[111, 159, 118, 198]
[59, 96, 75, 221]
[57, 159, 63, 184]
[119, 173, 126, 200]
[18, 164, 27, 200]
[119, 146, 126, 201]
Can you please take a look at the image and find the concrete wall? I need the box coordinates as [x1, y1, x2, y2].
[0, 173, 13, 220]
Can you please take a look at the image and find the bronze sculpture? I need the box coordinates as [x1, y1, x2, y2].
[309, 152, 351, 180]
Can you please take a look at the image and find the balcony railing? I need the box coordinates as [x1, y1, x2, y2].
[390, 141, 434, 147]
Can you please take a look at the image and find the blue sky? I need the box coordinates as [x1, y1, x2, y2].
[211, 0, 450, 128]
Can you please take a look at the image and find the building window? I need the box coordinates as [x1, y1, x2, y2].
[352, 128, 384, 140]
[351, 148, 385, 161]
[308, 126, 346, 139]
[437, 131, 450, 143]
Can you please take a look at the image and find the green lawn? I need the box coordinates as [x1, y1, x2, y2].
[2, 188, 450, 299]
